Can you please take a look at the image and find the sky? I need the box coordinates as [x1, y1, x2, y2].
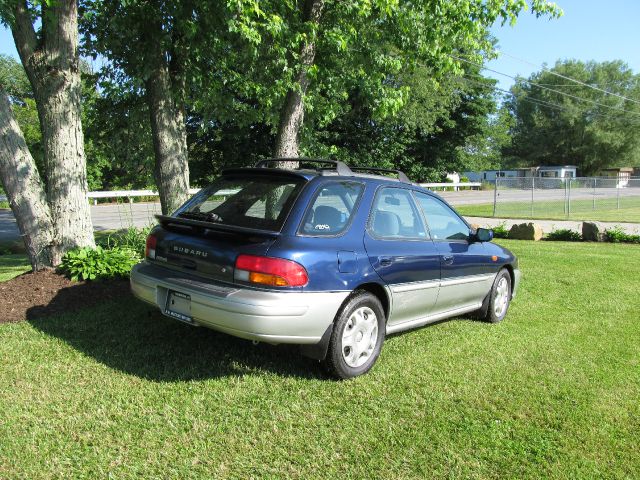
[1, 0, 638, 92]
[487, 0, 640, 91]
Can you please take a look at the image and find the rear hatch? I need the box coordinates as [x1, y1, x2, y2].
[151, 225, 277, 283]
[146, 171, 307, 284]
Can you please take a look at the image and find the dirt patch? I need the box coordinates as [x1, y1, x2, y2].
[0, 269, 131, 324]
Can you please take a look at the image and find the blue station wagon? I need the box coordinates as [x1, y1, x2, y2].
[130, 159, 520, 378]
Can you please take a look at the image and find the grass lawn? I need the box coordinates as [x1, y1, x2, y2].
[456, 198, 640, 223]
[0, 254, 30, 281]
[1, 241, 639, 478]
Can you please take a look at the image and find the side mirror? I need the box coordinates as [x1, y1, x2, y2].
[473, 227, 493, 242]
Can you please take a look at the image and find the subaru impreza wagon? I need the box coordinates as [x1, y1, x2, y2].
[131, 159, 520, 379]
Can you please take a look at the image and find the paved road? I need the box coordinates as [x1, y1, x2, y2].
[438, 187, 640, 205]
[1, 194, 639, 241]
[0, 202, 162, 241]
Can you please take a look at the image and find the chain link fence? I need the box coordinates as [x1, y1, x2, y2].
[493, 177, 640, 223]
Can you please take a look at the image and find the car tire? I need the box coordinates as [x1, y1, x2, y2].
[323, 291, 386, 380]
[481, 269, 512, 323]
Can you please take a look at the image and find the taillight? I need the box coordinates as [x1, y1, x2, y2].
[235, 254, 308, 287]
[145, 234, 157, 259]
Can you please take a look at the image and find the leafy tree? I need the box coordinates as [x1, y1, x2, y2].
[506, 60, 640, 174]
[229, 0, 561, 162]
[0, 0, 95, 269]
[187, 117, 274, 186]
[305, 63, 503, 181]
[412, 69, 501, 178]
[455, 104, 514, 173]
[82, 0, 207, 213]
[0, 53, 30, 97]
[82, 78, 156, 190]
[0, 54, 43, 174]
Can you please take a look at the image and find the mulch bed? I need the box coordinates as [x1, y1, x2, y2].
[0, 270, 131, 324]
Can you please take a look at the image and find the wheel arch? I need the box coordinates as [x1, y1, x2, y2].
[502, 263, 515, 297]
[300, 282, 390, 362]
[353, 282, 390, 320]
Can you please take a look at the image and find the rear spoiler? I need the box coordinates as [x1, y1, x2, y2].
[155, 215, 281, 237]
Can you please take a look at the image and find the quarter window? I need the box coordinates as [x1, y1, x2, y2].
[369, 188, 426, 239]
[414, 192, 470, 241]
[300, 181, 364, 236]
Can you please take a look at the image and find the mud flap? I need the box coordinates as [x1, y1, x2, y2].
[299, 324, 333, 361]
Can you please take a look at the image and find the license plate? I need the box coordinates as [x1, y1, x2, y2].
[164, 290, 193, 324]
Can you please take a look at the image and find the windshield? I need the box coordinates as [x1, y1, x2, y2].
[175, 174, 306, 232]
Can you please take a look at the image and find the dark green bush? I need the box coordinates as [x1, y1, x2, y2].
[492, 223, 509, 239]
[546, 229, 582, 242]
[59, 246, 140, 281]
[604, 227, 640, 244]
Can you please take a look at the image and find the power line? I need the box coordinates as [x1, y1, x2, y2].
[496, 50, 640, 106]
[451, 54, 640, 118]
[460, 75, 640, 125]
[462, 76, 571, 113]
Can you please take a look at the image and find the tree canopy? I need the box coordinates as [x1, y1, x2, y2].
[76, 0, 562, 184]
[506, 60, 640, 174]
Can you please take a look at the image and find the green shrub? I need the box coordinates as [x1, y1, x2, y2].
[97, 226, 152, 258]
[547, 229, 582, 242]
[59, 246, 140, 281]
[492, 223, 509, 239]
[604, 227, 640, 244]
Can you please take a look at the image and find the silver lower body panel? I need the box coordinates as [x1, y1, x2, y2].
[130, 263, 349, 344]
[512, 268, 522, 298]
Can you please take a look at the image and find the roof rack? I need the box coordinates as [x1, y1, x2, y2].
[349, 167, 412, 184]
[255, 158, 353, 176]
[254, 158, 413, 183]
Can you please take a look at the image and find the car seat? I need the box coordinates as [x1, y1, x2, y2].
[373, 210, 400, 237]
[313, 205, 343, 233]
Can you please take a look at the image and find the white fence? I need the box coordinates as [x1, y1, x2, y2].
[87, 188, 202, 204]
[0, 182, 481, 205]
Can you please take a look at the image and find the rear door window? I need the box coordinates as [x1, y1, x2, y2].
[368, 187, 427, 239]
[176, 175, 305, 232]
[300, 181, 364, 236]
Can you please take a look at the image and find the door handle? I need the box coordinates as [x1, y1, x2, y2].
[380, 257, 393, 267]
[442, 255, 454, 265]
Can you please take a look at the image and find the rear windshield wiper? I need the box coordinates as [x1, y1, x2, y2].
[177, 211, 222, 223]
[156, 214, 280, 237]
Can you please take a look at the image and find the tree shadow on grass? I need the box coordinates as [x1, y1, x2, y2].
[26, 282, 327, 382]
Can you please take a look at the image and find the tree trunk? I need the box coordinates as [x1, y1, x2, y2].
[0, 93, 57, 269]
[273, 0, 324, 163]
[5, 0, 94, 268]
[145, 48, 190, 215]
[36, 57, 95, 251]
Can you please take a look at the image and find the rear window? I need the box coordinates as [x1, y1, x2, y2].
[175, 175, 305, 231]
[299, 181, 364, 236]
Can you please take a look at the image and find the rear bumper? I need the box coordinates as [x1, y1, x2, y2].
[130, 263, 349, 344]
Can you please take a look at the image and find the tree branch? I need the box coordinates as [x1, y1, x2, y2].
[11, 1, 38, 63]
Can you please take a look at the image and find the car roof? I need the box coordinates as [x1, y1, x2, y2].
[222, 158, 419, 188]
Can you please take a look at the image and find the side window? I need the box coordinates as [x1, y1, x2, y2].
[369, 187, 426, 239]
[300, 181, 364, 236]
[414, 192, 470, 241]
